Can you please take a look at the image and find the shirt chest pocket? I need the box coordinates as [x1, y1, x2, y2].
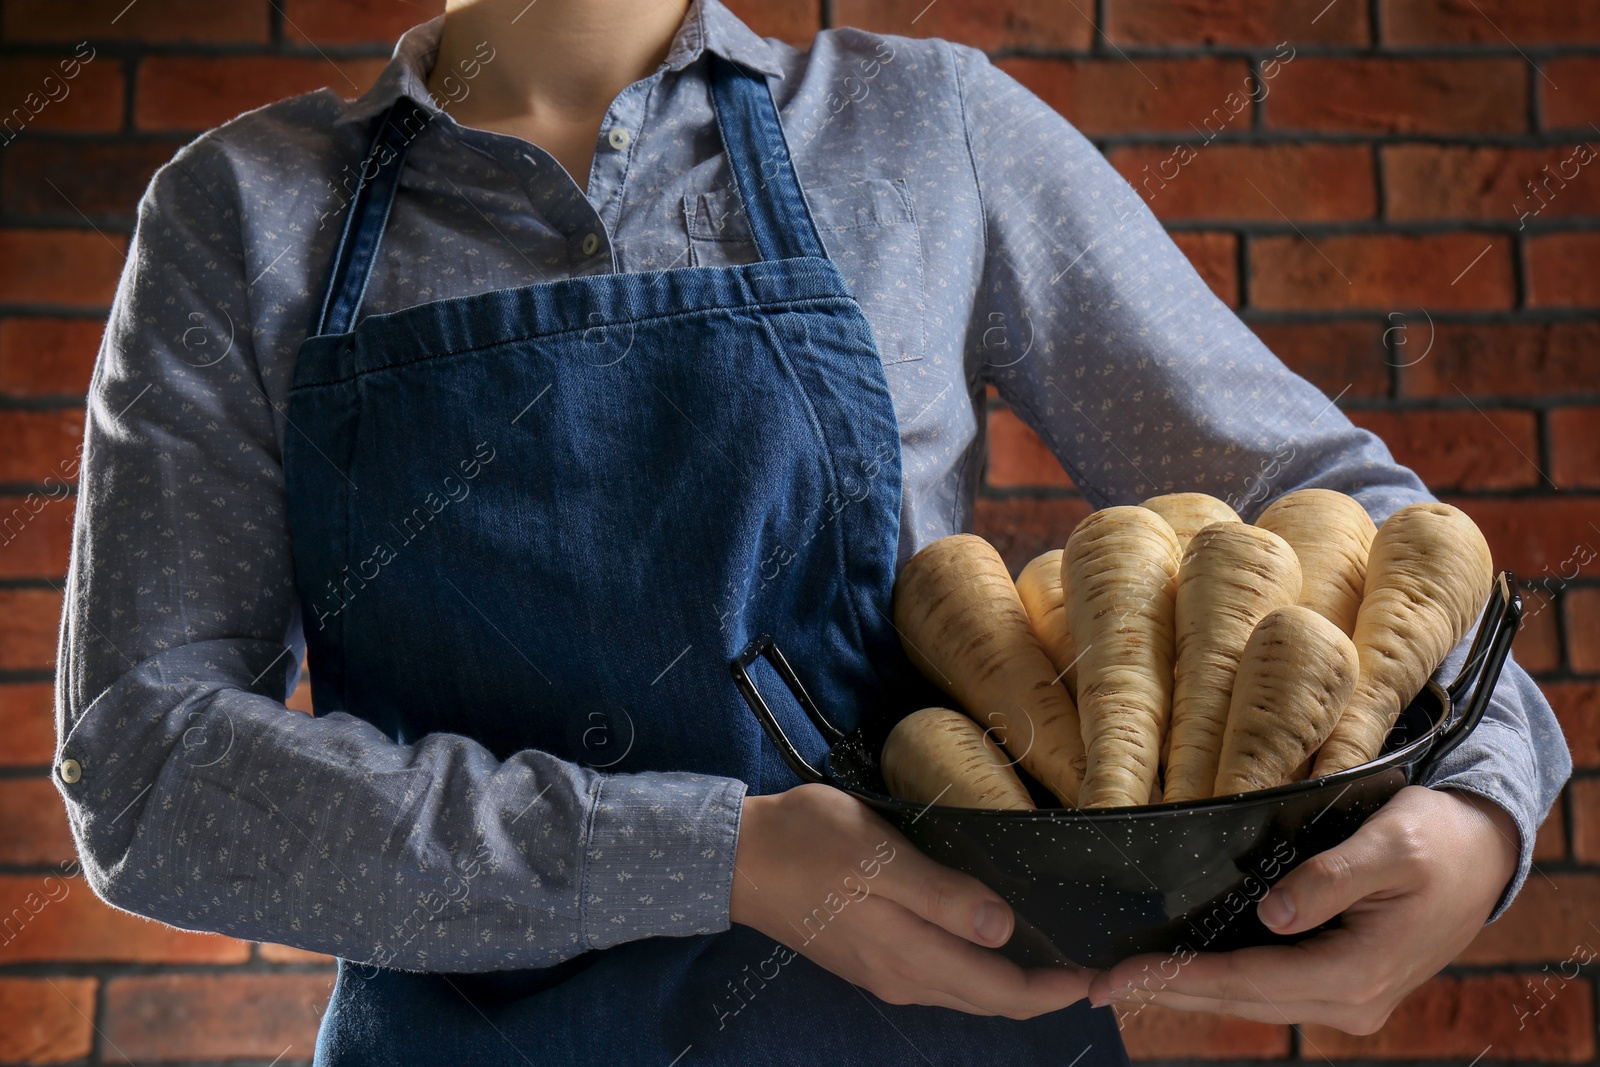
[683, 177, 927, 366]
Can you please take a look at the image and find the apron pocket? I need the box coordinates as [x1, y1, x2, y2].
[683, 176, 928, 366]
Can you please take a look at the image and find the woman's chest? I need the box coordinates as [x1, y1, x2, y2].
[362, 161, 952, 374]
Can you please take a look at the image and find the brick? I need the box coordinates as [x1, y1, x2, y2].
[1528, 234, 1600, 308]
[1532, 796, 1564, 861]
[4, 0, 269, 42]
[1346, 408, 1540, 491]
[1573, 777, 1600, 862]
[986, 406, 1072, 490]
[0, 318, 102, 395]
[723, 0, 823, 44]
[1542, 682, 1600, 769]
[2, 138, 186, 223]
[136, 56, 389, 132]
[0, 230, 124, 308]
[0, 588, 63, 672]
[1400, 322, 1600, 399]
[997, 57, 1254, 136]
[973, 496, 1092, 575]
[1497, 576, 1559, 635]
[1458, 874, 1600, 964]
[1510, 593, 1561, 675]
[1550, 407, 1600, 489]
[1543, 58, 1600, 134]
[260, 941, 337, 964]
[0, 493, 76, 580]
[0, 683, 57, 767]
[0, 977, 95, 1064]
[1116, 1002, 1290, 1059]
[1170, 231, 1238, 307]
[1384, 144, 1600, 223]
[0, 875, 250, 964]
[1302, 974, 1594, 1060]
[1382, 0, 1600, 44]
[0, 57, 124, 135]
[1111, 144, 1375, 223]
[1267, 58, 1526, 135]
[836, 0, 1094, 51]
[1249, 321, 1389, 398]
[0, 778, 74, 865]
[1105, 0, 1367, 45]
[1566, 588, 1600, 674]
[1449, 497, 1600, 588]
[1250, 234, 1514, 312]
[0, 409, 85, 484]
[105, 973, 332, 1061]
[282, 0, 443, 45]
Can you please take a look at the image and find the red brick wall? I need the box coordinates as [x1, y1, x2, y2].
[0, 0, 1594, 1063]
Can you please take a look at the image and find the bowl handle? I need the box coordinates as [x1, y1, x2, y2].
[1418, 571, 1523, 780]
[730, 633, 842, 786]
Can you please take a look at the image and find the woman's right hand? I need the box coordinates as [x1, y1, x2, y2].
[729, 782, 1097, 1018]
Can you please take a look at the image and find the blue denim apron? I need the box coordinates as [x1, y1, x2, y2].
[285, 51, 1128, 1067]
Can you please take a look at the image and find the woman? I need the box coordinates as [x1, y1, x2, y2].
[55, 0, 1569, 1062]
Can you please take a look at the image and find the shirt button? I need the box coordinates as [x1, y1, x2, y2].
[581, 232, 601, 256]
[59, 758, 82, 784]
[607, 127, 631, 150]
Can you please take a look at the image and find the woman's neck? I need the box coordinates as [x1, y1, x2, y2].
[426, 0, 691, 127]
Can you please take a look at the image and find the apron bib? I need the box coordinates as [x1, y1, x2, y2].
[284, 51, 1127, 1067]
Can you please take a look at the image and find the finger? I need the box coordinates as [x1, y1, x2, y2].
[801, 899, 1002, 1016]
[869, 840, 1016, 949]
[1090, 925, 1370, 1006]
[1257, 816, 1418, 936]
[1108, 988, 1360, 1030]
[868, 984, 1000, 1017]
[877, 903, 1093, 1018]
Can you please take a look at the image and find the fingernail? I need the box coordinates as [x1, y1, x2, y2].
[1259, 889, 1295, 929]
[1090, 986, 1129, 1009]
[974, 900, 1010, 945]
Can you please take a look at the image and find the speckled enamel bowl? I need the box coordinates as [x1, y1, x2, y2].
[733, 573, 1520, 970]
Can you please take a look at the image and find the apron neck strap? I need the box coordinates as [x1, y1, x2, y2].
[309, 53, 824, 339]
[312, 96, 433, 338]
[706, 52, 827, 264]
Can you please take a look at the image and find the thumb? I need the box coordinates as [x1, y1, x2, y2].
[1258, 823, 1408, 936]
[876, 843, 1015, 949]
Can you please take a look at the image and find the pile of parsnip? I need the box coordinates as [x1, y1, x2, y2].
[883, 490, 1494, 811]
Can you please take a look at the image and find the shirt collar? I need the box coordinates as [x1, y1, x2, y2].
[339, 0, 785, 126]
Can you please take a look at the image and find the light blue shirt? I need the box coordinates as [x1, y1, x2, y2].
[56, 0, 1569, 971]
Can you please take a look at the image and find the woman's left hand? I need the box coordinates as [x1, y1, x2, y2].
[1085, 785, 1520, 1034]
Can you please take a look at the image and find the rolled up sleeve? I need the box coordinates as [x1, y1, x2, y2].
[946, 39, 1573, 921]
[55, 147, 748, 972]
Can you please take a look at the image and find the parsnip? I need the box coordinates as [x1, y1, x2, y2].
[1313, 502, 1494, 775]
[893, 534, 1087, 806]
[881, 708, 1036, 811]
[1140, 493, 1241, 554]
[1214, 606, 1359, 795]
[1164, 523, 1302, 802]
[1256, 489, 1377, 636]
[1066, 507, 1181, 808]
[1016, 549, 1078, 698]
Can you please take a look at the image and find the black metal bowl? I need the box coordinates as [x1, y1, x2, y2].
[732, 572, 1521, 970]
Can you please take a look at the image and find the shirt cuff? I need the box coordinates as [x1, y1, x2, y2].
[579, 770, 749, 950]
